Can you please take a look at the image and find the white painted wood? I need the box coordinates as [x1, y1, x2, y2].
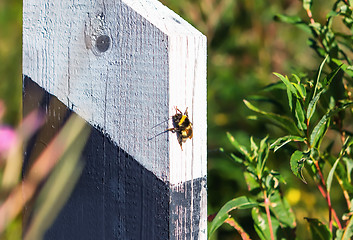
[23, 0, 206, 185]
[23, 0, 206, 238]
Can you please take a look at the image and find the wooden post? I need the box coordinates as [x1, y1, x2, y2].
[23, 0, 206, 239]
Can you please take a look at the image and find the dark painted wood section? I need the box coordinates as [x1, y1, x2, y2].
[23, 76, 170, 240]
[170, 177, 207, 240]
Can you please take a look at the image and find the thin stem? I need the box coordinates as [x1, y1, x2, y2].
[313, 160, 342, 229]
[263, 191, 275, 240]
[306, 8, 315, 24]
[328, 193, 333, 232]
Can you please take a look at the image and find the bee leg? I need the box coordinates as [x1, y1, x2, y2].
[166, 127, 176, 133]
[175, 107, 183, 114]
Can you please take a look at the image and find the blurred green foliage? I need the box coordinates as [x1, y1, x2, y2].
[0, 0, 22, 125]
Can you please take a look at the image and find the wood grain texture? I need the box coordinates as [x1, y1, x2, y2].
[23, 0, 206, 238]
[23, 0, 206, 185]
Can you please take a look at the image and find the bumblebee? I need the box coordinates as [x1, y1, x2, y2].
[167, 107, 193, 150]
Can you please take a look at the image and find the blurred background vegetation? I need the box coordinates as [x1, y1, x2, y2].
[0, 0, 343, 239]
[0, 0, 21, 125]
[161, 0, 339, 239]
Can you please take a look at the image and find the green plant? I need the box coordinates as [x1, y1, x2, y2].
[209, 1, 353, 239]
[209, 135, 296, 239]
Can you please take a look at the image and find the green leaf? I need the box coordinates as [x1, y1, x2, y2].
[274, 14, 312, 33]
[226, 132, 250, 160]
[208, 196, 258, 237]
[336, 230, 344, 240]
[305, 218, 332, 240]
[309, 55, 328, 103]
[322, 63, 343, 88]
[243, 99, 302, 136]
[332, 58, 353, 78]
[295, 99, 306, 130]
[310, 110, 332, 148]
[303, 0, 312, 10]
[304, 61, 340, 124]
[250, 136, 258, 157]
[273, 73, 297, 110]
[339, 136, 353, 155]
[269, 191, 296, 228]
[327, 137, 353, 190]
[270, 135, 306, 152]
[343, 156, 353, 183]
[290, 150, 307, 183]
[339, 214, 353, 240]
[326, 157, 340, 194]
[244, 171, 260, 192]
[292, 74, 306, 99]
[310, 102, 353, 148]
[274, 14, 302, 24]
[229, 153, 244, 164]
[252, 207, 276, 240]
[304, 62, 339, 123]
[307, 88, 324, 123]
[257, 136, 270, 179]
[220, 147, 244, 164]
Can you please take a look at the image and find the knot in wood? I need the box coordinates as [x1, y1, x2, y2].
[95, 35, 110, 53]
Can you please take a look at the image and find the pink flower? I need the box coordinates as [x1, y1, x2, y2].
[0, 126, 17, 156]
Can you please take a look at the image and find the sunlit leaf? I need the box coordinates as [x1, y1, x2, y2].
[327, 157, 340, 194]
[306, 89, 323, 123]
[208, 196, 258, 238]
[257, 137, 269, 179]
[310, 111, 330, 148]
[332, 58, 353, 78]
[270, 135, 306, 152]
[295, 99, 306, 130]
[304, 59, 344, 123]
[220, 147, 244, 164]
[273, 73, 297, 110]
[343, 157, 353, 183]
[229, 153, 243, 164]
[243, 100, 302, 136]
[303, 0, 312, 11]
[310, 102, 353, 148]
[308, 55, 328, 104]
[226, 132, 250, 160]
[292, 74, 306, 99]
[290, 150, 307, 183]
[250, 136, 258, 158]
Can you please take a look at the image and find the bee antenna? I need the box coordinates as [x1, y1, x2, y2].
[147, 129, 169, 141]
[151, 118, 170, 129]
